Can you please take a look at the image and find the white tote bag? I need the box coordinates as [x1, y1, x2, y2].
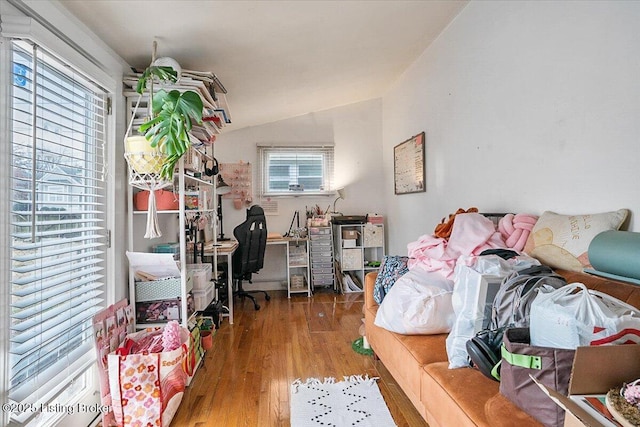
[374, 269, 455, 335]
[530, 282, 640, 349]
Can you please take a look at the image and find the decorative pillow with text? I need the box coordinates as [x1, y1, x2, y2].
[523, 209, 628, 272]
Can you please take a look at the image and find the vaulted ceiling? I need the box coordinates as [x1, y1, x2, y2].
[59, 0, 467, 130]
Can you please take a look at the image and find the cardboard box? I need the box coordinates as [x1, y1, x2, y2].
[535, 344, 640, 426]
[342, 229, 359, 240]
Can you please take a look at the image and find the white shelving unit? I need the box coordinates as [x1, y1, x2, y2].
[124, 67, 230, 333]
[287, 238, 311, 297]
[126, 153, 216, 330]
[333, 223, 385, 292]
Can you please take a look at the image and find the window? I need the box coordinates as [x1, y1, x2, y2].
[7, 39, 108, 425]
[258, 145, 335, 196]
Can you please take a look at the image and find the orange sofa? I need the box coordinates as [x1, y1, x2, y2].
[364, 269, 640, 427]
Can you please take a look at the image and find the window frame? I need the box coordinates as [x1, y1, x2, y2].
[1, 14, 117, 426]
[258, 145, 335, 197]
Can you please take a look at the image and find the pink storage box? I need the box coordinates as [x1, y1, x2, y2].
[134, 190, 179, 211]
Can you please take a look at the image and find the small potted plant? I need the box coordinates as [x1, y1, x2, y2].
[126, 61, 204, 180]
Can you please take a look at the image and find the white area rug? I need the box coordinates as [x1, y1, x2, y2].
[290, 375, 397, 427]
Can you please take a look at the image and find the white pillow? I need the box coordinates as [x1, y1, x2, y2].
[374, 269, 454, 335]
[524, 209, 628, 272]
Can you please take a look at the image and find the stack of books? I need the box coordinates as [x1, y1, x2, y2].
[123, 69, 231, 145]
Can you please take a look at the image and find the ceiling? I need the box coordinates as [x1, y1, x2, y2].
[58, 0, 467, 131]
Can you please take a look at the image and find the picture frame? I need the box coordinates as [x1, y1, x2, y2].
[394, 132, 425, 195]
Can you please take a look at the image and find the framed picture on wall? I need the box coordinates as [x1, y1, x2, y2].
[394, 132, 425, 195]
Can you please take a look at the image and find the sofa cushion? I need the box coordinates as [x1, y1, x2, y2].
[484, 394, 543, 427]
[422, 362, 542, 427]
[422, 362, 500, 427]
[371, 331, 448, 394]
[524, 209, 628, 272]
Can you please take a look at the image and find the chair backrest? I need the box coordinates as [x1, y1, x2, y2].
[232, 205, 267, 277]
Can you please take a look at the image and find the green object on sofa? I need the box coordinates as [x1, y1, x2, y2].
[588, 230, 640, 282]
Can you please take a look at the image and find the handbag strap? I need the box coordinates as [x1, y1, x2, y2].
[588, 289, 640, 313]
[501, 344, 542, 370]
[545, 282, 587, 300]
[182, 331, 197, 377]
[490, 360, 502, 381]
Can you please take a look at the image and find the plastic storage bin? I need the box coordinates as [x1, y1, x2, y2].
[193, 287, 214, 311]
[187, 263, 212, 291]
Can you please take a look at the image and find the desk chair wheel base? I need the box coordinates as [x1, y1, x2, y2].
[235, 287, 270, 310]
[235, 291, 260, 310]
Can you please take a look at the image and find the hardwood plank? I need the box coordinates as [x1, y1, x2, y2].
[168, 289, 427, 426]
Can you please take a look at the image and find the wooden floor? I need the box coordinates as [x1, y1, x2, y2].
[171, 288, 428, 427]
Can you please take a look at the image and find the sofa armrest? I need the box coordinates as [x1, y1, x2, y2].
[364, 272, 378, 310]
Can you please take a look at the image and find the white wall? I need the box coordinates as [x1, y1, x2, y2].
[382, 1, 640, 255]
[215, 99, 384, 286]
[216, 98, 385, 234]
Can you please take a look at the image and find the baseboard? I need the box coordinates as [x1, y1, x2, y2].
[242, 280, 287, 292]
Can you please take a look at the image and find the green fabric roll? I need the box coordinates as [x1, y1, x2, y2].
[588, 230, 640, 280]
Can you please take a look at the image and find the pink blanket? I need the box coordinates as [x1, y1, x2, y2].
[407, 213, 506, 279]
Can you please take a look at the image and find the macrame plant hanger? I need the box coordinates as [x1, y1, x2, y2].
[123, 41, 172, 238]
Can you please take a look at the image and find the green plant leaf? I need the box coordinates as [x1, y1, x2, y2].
[135, 66, 178, 94]
[137, 88, 204, 179]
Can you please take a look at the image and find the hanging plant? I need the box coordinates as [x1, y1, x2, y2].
[122, 53, 205, 239]
[136, 64, 204, 180]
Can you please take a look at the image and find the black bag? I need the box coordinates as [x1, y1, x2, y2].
[466, 326, 506, 381]
[201, 299, 224, 328]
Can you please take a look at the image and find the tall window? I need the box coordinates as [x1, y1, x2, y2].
[258, 146, 334, 196]
[7, 39, 108, 426]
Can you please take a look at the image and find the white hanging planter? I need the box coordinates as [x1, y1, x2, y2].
[124, 105, 172, 239]
[124, 135, 165, 175]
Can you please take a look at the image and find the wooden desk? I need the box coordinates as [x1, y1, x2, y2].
[203, 237, 309, 321]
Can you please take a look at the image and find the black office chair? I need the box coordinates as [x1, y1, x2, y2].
[232, 205, 270, 310]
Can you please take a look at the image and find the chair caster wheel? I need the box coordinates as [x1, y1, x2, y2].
[254, 304, 260, 311]
[265, 295, 271, 301]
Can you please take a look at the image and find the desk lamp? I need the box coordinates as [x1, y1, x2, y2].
[332, 187, 346, 214]
[216, 175, 232, 240]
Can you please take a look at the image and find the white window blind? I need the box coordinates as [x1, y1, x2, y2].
[8, 39, 108, 419]
[258, 145, 335, 196]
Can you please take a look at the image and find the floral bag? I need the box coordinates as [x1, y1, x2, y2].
[108, 328, 190, 427]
